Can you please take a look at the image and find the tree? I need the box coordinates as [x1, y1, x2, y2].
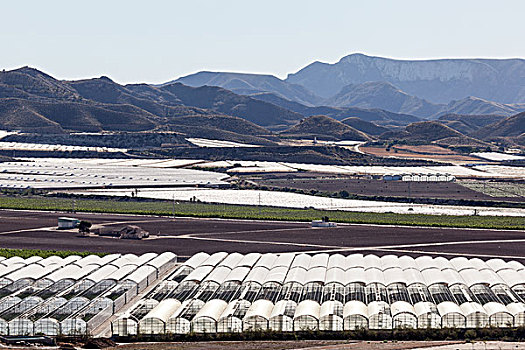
[339, 190, 350, 198]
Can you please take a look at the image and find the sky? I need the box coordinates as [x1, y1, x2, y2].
[1, 0, 524, 84]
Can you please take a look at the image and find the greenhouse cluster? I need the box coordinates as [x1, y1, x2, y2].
[0, 252, 176, 336]
[113, 252, 525, 336]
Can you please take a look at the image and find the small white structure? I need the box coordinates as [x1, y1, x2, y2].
[57, 217, 80, 229]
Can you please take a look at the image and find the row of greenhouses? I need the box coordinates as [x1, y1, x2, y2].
[0, 252, 177, 336]
[112, 252, 525, 336]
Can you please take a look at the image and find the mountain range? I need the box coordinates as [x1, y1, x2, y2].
[0, 63, 523, 148]
[286, 53, 525, 104]
[174, 53, 525, 118]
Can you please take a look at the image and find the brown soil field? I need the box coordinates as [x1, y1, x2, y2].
[253, 177, 522, 202]
[361, 146, 480, 163]
[394, 145, 458, 155]
[0, 210, 524, 262]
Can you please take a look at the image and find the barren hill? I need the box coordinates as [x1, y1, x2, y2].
[280, 115, 371, 141]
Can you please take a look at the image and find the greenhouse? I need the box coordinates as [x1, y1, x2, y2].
[139, 298, 181, 334]
[107, 252, 525, 335]
[1, 250, 524, 336]
[0, 252, 176, 336]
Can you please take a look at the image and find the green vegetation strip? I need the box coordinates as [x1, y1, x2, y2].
[0, 248, 105, 259]
[0, 195, 524, 230]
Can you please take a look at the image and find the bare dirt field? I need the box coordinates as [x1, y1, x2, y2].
[252, 177, 521, 202]
[360, 146, 480, 163]
[0, 210, 524, 262]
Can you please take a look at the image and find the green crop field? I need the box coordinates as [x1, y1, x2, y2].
[0, 194, 524, 230]
[0, 248, 105, 259]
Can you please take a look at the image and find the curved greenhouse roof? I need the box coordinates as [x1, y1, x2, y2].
[422, 268, 447, 286]
[414, 301, 439, 317]
[84, 265, 119, 283]
[244, 299, 273, 321]
[484, 301, 512, 317]
[254, 254, 277, 269]
[391, 301, 416, 318]
[263, 266, 289, 285]
[380, 255, 399, 271]
[398, 256, 417, 270]
[284, 267, 307, 285]
[327, 254, 345, 270]
[237, 253, 261, 268]
[106, 264, 137, 282]
[384, 268, 407, 286]
[124, 266, 157, 284]
[183, 252, 210, 269]
[203, 266, 232, 285]
[343, 300, 368, 319]
[224, 267, 250, 284]
[202, 252, 228, 267]
[193, 299, 228, 322]
[441, 268, 464, 286]
[364, 255, 381, 270]
[304, 267, 326, 285]
[364, 268, 385, 285]
[290, 254, 311, 270]
[42, 264, 97, 283]
[294, 300, 320, 320]
[309, 254, 329, 269]
[147, 252, 177, 269]
[507, 261, 525, 271]
[4, 251, 525, 335]
[4, 264, 59, 282]
[486, 259, 510, 272]
[244, 266, 270, 285]
[325, 268, 345, 285]
[345, 267, 366, 284]
[415, 256, 437, 271]
[345, 254, 364, 269]
[218, 253, 243, 268]
[459, 302, 486, 316]
[450, 257, 473, 272]
[272, 253, 295, 269]
[403, 268, 425, 286]
[183, 266, 214, 283]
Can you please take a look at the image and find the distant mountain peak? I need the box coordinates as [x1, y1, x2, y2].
[286, 54, 525, 104]
[98, 75, 114, 82]
[171, 71, 323, 106]
[9, 66, 57, 80]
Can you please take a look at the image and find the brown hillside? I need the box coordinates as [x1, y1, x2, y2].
[280, 115, 372, 141]
[473, 112, 525, 139]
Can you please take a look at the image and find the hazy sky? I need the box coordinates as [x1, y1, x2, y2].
[2, 0, 524, 84]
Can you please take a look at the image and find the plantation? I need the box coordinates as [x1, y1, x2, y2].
[0, 248, 105, 259]
[0, 194, 524, 230]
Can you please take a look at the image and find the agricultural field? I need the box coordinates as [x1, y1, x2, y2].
[471, 152, 525, 161]
[1, 208, 525, 259]
[252, 176, 524, 202]
[0, 158, 228, 189]
[0, 141, 126, 153]
[360, 145, 480, 163]
[69, 187, 525, 217]
[1, 195, 525, 230]
[460, 180, 525, 198]
[186, 138, 260, 148]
